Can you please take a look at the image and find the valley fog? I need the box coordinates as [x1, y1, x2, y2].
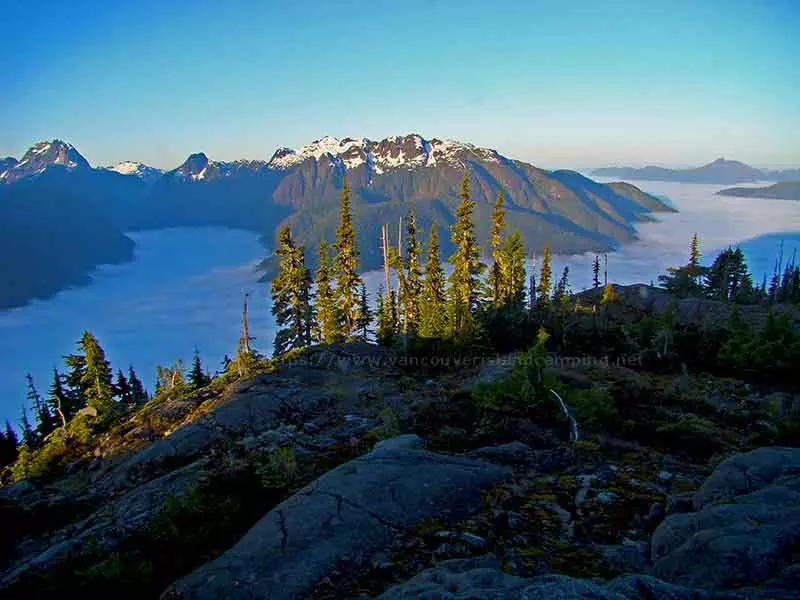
[1, 180, 799, 424]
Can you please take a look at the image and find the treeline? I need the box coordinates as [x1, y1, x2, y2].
[269, 174, 593, 355]
[659, 233, 800, 304]
[0, 332, 218, 475]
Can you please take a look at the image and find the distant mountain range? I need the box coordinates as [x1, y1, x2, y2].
[592, 158, 800, 185]
[0, 136, 675, 309]
[717, 181, 800, 201]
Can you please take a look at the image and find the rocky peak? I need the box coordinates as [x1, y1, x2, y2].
[267, 133, 504, 173]
[1, 139, 90, 183]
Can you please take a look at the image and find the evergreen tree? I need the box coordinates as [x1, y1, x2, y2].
[528, 259, 537, 315]
[19, 403, 36, 447]
[501, 229, 526, 307]
[552, 266, 571, 305]
[537, 245, 553, 307]
[314, 240, 340, 344]
[271, 225, 314, 356]
[115, 369, 131, 406]
[489, 190, 507, 307]
[419, 223, 448, 338]
[355, 282, 373, 341]
[47, 368, 69, 430]
[63, 351, 88, 415]
[189, 350, 210, 390]
[688, 233, 702, 286]
[592, 255, 601, 288]
[376, 286, 397, 346]
[332, 179, 364, 340]
[128, 366, 148, 407]
[0, 421, 19, 469]
[27, 373, 54, 440]
[447, 171, 485, 336]
[80, 331, 116, 418]
[402, 202, 423, 335]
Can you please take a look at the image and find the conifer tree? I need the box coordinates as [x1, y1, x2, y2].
[63, 351, 87, 414]
[0, 421, 19, 468]
[376, 286, 397, 346]
[552, 266, 571, 305]
[27, 373, 55, 440]
[448, 171, 485, 336]
[528, 261, 537, 315]
[502, 229, 526, 307]
[128, 366, 148, 407]
[272, 225, 314, 356]
[314, 240, 340, 344]
[537, 245, 553, 307]
[355, 282, 373, 341]
[489, 190, 507, 307]
[189, 350, 210, 389]
[592, 255, 601, 288]
[403, 202, 423, 334]
[19, 403, 36, 447]
[419, 223, 448, 338]
[688, 233, 703, 289]
[332, 180, 364, 340]
[115, 369, 131, 406]
[80, 331, 116, 418]
[47, 368, 69, 430]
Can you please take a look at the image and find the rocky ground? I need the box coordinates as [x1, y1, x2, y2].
[0, 318, 799, 599]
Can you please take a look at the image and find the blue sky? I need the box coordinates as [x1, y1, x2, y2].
[1, 0, 798, 169]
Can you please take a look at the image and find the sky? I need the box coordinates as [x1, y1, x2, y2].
[1, 0, 798, 170]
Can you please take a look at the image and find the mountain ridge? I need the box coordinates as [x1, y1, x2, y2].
[592, 157, 799, 184]
[0, 134, 676, 308]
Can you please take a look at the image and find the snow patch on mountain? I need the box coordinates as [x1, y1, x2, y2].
[267, 134, 504, 173]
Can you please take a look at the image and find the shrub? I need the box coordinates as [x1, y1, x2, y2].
[569, 387, 618, 432]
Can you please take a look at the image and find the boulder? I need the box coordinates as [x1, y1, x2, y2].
[163, 436, 510, 599]
[373, 565, 744, 600]
[650, 447, 800, 592]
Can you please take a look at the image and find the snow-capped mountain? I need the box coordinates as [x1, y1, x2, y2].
[166, 152, 271, 182]
[105, 161, 164, 184]
[0, 140, 90, 183]
[267, 134, 503, 173]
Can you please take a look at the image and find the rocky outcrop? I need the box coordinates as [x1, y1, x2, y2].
[650, 447, 800, 594]
[164, 435, 510, 599]
[372, 557, 744, 599]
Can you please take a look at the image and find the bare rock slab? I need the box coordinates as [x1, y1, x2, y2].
[163, 435, 510, 599]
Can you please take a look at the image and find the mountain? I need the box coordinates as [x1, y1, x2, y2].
[105, 161, 163, 183]
[592, 158, 769, 184]
[0, 140, 90, 183]
[0, 134, 675, 306]
[0, 183, 134, 309]
[717, 181, 800, 201]
[765, 168, 800, 181]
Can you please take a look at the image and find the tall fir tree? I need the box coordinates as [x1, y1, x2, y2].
[419, 223, 448, 338]
[489, 190, 507, 307]
[376, 286, 398, 346]
[528, 257, 537, 315]
[332, 179, 364, 340]
[26, 373, 55, 440]
[63, 351, 87, 414]
[314, 240, 340, 344]
[355, 282, 373, 341]
[592, 255, 601, 288]
[537, 245, 553, 307]
[447, 171, 485, 336]
[688, 233, 704, 290]
[501, 229, 526, 307]
[128, 366, 148, 408]
[271, 226, 315, 355]
[19, 403, 36, 447]
[80, 331, 116, 418]
[403, 202, 423, 335]
[552, 266, 571, 306]
[47, 368, 69, 430]
[189, 349, 211, 390]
